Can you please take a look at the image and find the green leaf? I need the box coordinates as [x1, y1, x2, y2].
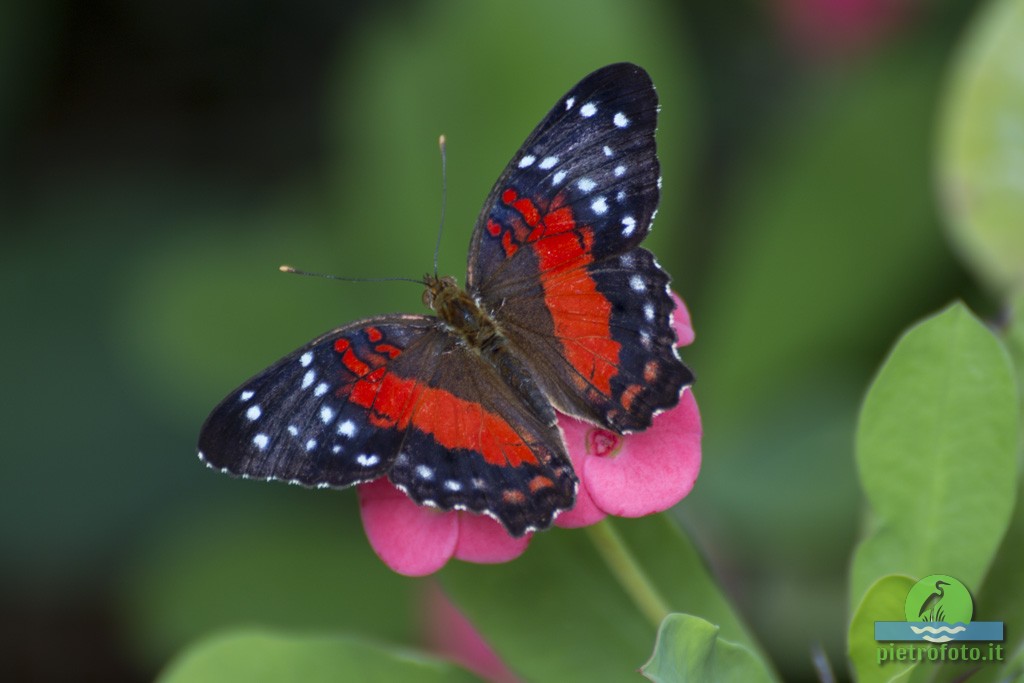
[850, 303, 1019, 605]
[1006, 291, 1024, 410]
[847, 575, 917, 683]
[939, 0, 1024, 292]
[158, 629, 480, 683]
[948, 477, 1024, 683]
[440, 516, 776, 682]
[641, 613, 774, 683]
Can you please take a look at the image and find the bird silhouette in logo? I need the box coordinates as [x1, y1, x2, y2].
[918, 579, 950, 622]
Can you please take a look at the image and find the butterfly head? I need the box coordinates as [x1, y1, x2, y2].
[421, 273, 460, 311]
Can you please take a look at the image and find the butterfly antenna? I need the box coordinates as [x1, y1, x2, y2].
[432, 134, 448, 278]
[279, 265, 424, 286]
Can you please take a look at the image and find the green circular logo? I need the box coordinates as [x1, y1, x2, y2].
[904, 575, 973, 624]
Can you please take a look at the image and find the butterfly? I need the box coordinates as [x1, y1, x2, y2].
[198, 63, 694, 537]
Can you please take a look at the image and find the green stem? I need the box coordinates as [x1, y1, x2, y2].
[586, 519, 671, 629]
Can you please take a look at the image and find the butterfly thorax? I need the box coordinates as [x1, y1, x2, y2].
[423, 274, 500, 350]
[423, 273, 557, 427]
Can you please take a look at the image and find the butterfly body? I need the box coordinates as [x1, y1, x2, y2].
[199, 63, 693, 536]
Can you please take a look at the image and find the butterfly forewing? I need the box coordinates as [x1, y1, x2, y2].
[198, 315, 434, 487]
[466, 62, 691, 432]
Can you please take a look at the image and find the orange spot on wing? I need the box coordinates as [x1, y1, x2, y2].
[528, 475, 554, 492]
[502, 490, 526, 505]
[643, 360, 659, 383]
[365, 326, 383, 342]
[620, 384, 642, 411]
[334, 338, 350, 353]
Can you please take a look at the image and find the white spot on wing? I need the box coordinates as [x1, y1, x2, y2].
[240, 390, 254, 401]
[622, 216, 637, 236]
[630, 275, 645, 292]
[552, 170, 567, 185]
[518, 154, 535, 168]
[320, 406, 335, 424]
[577, 178, 596, 192]
[416, 464, 434, 480]
[253, 433, 269, 450]
[565, 96, 575, 110]
[305, 438, 317, 451]
[591, 197, 608, 215]
[357, 453, 380, 467]
[287, 425, 299, 436]
[644, 303, 656, 322]
[300, 351, 313, 367]
[580, 102, 597, 117]
[603, 145, 613, 157]
[314, 382, 328, 397]
[245, 405, 262, 421]
[614, 164, 626, 177]
[302, 370, 315, 389]
[445, 480, 462, 492]
[331, 445, 341, 454]
[338, 420, 356, 437]
[539, 155, 559, 169]
[613, 112, 630, 128]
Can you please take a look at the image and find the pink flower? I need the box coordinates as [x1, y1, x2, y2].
[358, 293, 702, 576]
[774, 0, 915, 58]
[421, 582, 521, 683]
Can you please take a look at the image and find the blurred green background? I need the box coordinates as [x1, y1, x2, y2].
[1, 0, 988, 681]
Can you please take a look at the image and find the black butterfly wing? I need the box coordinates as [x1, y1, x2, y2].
[466, 62, 692, 433]
[198, 315, 575, 535]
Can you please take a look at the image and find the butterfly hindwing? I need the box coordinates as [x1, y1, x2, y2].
[495, 247, 693, 432]
[382, 331, 577, 535]
[198, 315, 576, 536]
[466, 62, 691, 432]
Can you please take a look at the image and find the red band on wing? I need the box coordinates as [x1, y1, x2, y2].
[344, 367, 539, 468]
[500, 188, 621, 394]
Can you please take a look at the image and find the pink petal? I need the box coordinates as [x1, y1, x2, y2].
[453, 512, 531, 563]
[670, 291, 695, 347]
[358, 479, 458, 576]
[423, 583, 521, 683]
[553, 416, 608, 528]
[582, 389, 702, 518]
